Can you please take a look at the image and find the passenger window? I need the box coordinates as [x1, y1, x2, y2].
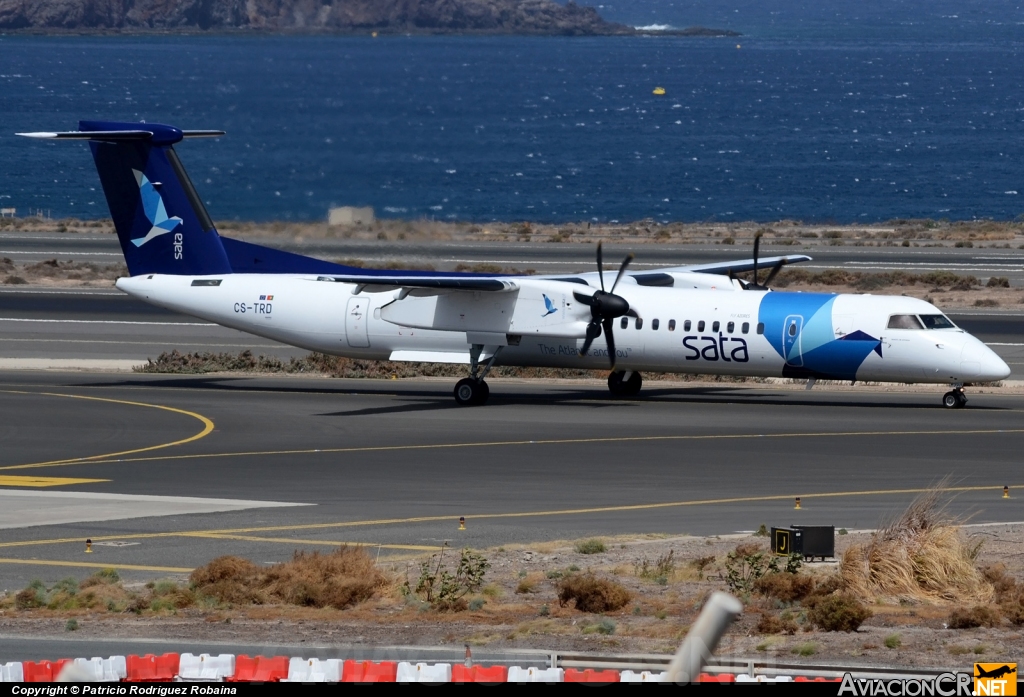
[712, 321, 720, 332]
[757, 322, 764, 335]
[652, 319, 660, 331]
[697, 320, 705, 332]
[727, 321, 735, 334]
[788, 322, 797, 337]
[620, 317, 628, 329]
[636, 318, 644, 330]
[668, 319, 676, 331]
[684, 320, 691, 332]
[887, 314, 924, 330]
[742, 322, 750, 334]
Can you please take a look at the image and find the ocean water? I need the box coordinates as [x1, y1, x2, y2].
[1, 2, 1022, 223]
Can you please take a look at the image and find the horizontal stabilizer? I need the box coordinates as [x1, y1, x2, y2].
[17, 129, 224, 143]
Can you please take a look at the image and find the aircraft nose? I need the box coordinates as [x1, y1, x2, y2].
[961, 336, 1011, 382]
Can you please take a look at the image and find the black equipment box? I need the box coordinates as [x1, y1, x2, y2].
[771, 525, 834, 560]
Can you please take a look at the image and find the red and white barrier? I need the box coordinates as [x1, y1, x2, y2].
[0, 652, 851, 683]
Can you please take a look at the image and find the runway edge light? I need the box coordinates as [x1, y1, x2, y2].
[85, 538, 92, 554]
[794, 497, 802, 510]
[1004, 486, 1010, 499]
[459, 516, 466, 531]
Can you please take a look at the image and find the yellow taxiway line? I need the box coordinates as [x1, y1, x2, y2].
[5, 427, 1023, 471]
[0, 476, 109, 487]
[0, 390, 215, 472]
[0, 558, 192, 573]
[0, 482, 1017, 552]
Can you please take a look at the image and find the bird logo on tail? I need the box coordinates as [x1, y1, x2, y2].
[131, 169, 182, 247]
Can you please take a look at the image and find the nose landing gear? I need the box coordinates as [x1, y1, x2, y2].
[942, 385, 967, 409]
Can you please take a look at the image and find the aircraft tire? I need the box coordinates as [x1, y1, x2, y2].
[608, 371, 643, 397]
[454, 378, 489, 406]
[942, 391, 963, 409]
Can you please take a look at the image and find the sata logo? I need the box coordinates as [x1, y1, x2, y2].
[681, 333, 750, 363]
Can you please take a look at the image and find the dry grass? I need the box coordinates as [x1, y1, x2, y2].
[190, 547, 391, 609]
[556, 573, 632, 613]
[840, 486, 993, 605]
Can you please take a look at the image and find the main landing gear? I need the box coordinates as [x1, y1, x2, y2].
[454, 344, 502, 406]
[942, 384, 968, 409]
[608, 370, 643, 397]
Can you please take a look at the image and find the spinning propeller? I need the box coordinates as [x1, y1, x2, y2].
[573, 242, 634, 368]
[731, 232, 786, 291]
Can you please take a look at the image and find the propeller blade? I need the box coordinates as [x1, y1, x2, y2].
[596, 242, 605, 292]
[609, 253, 635, 294]
[752, 233, 762, 287]
[573, 290, 595, 306]
[602, 317, 617, 369]
[762, 260, 786, 288]
[580, 321, 601, 356]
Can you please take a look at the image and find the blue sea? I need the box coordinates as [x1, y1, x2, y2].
[1, 0, 1022, 223]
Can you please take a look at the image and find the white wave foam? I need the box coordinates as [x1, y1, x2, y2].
[635, 24, 673, 31]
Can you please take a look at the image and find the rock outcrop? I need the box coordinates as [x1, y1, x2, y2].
[0, 0, 635, 34]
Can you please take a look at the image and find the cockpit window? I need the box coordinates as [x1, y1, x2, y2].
[919, 314, 957, 330]
[887, 314, 924, 330]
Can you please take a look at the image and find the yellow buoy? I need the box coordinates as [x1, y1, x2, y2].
[372, 31, 378, 38]
[652, 87, 666, 96]
[736, 44, 742, 49]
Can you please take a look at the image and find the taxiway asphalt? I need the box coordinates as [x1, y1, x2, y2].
[0, 371, 1021, 591]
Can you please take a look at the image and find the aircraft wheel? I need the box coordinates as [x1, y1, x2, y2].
[942, 391, 965, 409]
[622, 371, 643, 396]
[608, 371, 643, 397]
[454, 378, 488, 406]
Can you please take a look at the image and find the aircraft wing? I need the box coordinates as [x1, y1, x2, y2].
[642, 254, 812, 277]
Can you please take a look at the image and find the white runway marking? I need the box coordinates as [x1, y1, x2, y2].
[0, 317, 212, 326]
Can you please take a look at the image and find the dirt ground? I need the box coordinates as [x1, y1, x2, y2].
[1, 523, 1022, 670]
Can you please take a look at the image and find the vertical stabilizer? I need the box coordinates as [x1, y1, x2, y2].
[19, 121, 234, 276]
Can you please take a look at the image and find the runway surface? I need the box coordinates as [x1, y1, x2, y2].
[0, 371, 1022, 591]
[3, 232, 1024, 281]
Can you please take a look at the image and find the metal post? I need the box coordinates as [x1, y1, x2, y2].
[665, 591, 743, 684]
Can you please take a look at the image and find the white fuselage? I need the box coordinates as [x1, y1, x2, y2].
[116, 273, 1010, 385]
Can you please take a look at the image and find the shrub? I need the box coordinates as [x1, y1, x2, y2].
[948, 605, 1001, 629]
[414, 548, 490, 612]
[755, 572, 816, 602]
[792, 642, 817, 656]
[987, 276, 1011, 288]
[808, 594, 872, 632]
[884, 634, 902, 649]
[192, 546, 391, 610]
[756, 612, 797, 635]
[65, 619, 79, 632]
[15, 581, 47, 609]
[582, 619, 616, 635]
[81, 568, 120, 587]
[556, 573, 631, 613]
[634, 550, 675, 580]
[575, 539, 607, 555]
[725, 543, 780, 594]
[840, 485, 993, 605]
[975, 299, 1000, 307]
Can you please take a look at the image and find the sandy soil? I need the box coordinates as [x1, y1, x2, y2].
[1, 525, 1021, 669]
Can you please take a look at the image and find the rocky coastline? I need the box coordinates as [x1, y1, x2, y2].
[0, 0, 738, 36]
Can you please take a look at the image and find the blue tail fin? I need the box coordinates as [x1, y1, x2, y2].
[22, 121, 234, 276]
[83, 120, 233, 276]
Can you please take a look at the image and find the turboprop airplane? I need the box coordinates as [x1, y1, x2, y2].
[18, 121, 1010, 408]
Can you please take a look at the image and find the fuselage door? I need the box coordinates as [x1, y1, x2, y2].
[783, 314, 804, 367]
[346, 297, 371, 348]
